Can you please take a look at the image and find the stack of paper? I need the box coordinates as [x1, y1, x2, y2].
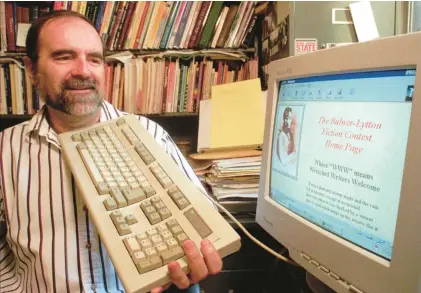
[205, 156, 261, 201]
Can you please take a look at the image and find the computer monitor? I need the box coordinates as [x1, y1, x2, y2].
[256, 31, 421, 293]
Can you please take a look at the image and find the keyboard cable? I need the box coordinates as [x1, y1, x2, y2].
[198, 190, 299, 266]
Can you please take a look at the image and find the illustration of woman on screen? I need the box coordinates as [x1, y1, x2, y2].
[277, 107, 297, 166]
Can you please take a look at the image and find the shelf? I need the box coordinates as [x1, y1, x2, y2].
[0, 114, 33, 119]
[1, 48, 255, 62]
[0, 113, 198, 119]
[144, 112, 198, 118]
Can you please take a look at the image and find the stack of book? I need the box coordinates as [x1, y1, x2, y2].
[0, 1, 259, 53]
[204, 156, 262, 202]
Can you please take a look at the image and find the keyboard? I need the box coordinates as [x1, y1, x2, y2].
[58, 114, 241, 293]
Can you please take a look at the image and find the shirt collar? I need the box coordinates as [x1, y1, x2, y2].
[26, 101, 119, 147]
[26, 105, 60, 147]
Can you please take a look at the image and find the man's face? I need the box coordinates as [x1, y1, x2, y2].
[33, 17, 105, 116]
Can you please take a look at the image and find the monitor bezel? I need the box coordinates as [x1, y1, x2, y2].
[256, 32, 421, 293]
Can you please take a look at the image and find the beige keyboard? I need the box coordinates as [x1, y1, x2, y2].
[58, 114, 241, 293]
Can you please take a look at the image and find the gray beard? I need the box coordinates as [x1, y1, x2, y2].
[45, 90, 103, 116]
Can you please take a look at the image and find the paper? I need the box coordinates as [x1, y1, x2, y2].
[349, 1, 379, 42]
[209, 78, 264, 150]
[198, 99, 211, 152]
[16, 23, 31, 47]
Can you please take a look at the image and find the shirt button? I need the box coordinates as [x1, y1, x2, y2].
[85, 242, 91, 249]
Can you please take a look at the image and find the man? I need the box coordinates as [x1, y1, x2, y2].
[0, 11, 222, 293]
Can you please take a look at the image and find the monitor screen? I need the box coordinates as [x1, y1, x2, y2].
[270, 69, 416, 260]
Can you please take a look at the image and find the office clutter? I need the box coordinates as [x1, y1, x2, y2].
[206, 156, 262, 201]
[189, 151, 262, 213]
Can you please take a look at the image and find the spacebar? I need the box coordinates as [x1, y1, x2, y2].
[77, 144, 105, 191]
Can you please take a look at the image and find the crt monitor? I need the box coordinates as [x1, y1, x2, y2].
[256, 31, 421, 293]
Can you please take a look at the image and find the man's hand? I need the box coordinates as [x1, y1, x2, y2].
[150, 239, 222, 293]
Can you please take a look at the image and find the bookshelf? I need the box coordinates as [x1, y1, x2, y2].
[0, 1, 262, 152]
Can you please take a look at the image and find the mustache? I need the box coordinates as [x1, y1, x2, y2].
[63, 78, 98, 90]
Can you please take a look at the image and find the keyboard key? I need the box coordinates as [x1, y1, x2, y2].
[95, 182, 109, 195]
[103, 196, 117, 211]
[125, 214, 138, 225]
[118, 223, 131, 236]
[135, 145, 155, 165]
[144, 247, 158, 258]
[159, 208, 171, 220]
[151, 235, 163, 246]
[175, 198, 190, 210]
[135, 232, 148, 241]
[146, 228, 158, 237]
[140, 239, 152, 249]
[116, 118, 126, 126]
[167, 186, 179, 196]
[166, 218, 178, 228]
[132, 251, 146, 262]
[81, 132, 90, 142]
[161, 231, 173, 242]
[171, 191, 184, 201]
[161, 246, 185, 265]
[147, 212, 161, 225]
[171, 225, 183, 236]
[71, 133, 81, 142]
[166, 238, 179, 249]
[184, 208, 212, 238]
[135, 256, 162, 274]
[121, 187, 146, 204]
[143, 185, 156, 197]
[124, 236, 141, 255]
[110, 210, 122, 221]
[156, 223, 168, 234]
[155, 243, 168, 256]
[150, 195, 160, 204]
[110, 188, 127, 208]
[77, 143, 104, 187]
[176, 233, 189, 245]
[145, 206, 157, 215]
[154, 201, 165, 210]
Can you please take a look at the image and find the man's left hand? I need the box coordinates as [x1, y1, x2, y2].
[151, 239, 222, 293]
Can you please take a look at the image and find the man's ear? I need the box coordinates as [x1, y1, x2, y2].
[23, 56, 37, 86]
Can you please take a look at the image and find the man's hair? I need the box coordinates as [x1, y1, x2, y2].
[26, 10, 99, 64]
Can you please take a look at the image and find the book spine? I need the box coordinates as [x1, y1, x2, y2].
[160, 1, 179, 49]
[5, 2, 15, 52]
[188, 1, 211, 49]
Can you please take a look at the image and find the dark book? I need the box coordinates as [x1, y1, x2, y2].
[113, 1, 130, 50]
[29, 5, 39, 22]
[198, 1, 224, 48]
[174, 1, 193, 49]
[117, 1, 136, 50]
[3, 64, 12, 114]
[241, 14, 258, 49]
[20, 68, 27, 114]
[188, 1, 211, 49]
[94, 2, 106, 32]
[5, 2, 15, 51]
[106, 1, 125, 50]
[216, 4, 239, 48]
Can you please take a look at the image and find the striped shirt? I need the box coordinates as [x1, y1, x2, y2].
[0, 101, 204, 293]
